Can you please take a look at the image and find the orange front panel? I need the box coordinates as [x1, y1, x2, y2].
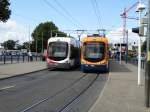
[80, 36, 109, 65]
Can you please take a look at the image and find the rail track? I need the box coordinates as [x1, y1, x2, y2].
[19, 73, 99, 112]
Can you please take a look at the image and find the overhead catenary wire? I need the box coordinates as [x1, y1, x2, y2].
[90, 0, 103, 29]
[53, 0, 85, 29]
[93, 0, 104, 29]
[90, 0, 101, 28]
[43, 0, 81, 29]
[50, 29, 112, 38]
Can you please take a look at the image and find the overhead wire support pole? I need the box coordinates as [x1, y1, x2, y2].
[120, 38, 122, 64]
[122, 8, 127, 63]
[138, 0, 142, 86]
[123, 8, 127, 44]
[124, 11, 128, 64]
[28, 25, 31, 52]
[42, 32, 44, 53]
[145, 0, 150, 107]
[126, 30, 128, 64]
[35, 32, 38, 61]
[137, 0, 145, 86]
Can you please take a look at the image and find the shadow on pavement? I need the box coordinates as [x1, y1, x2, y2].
[50, 66, 81, 72]
[109, 60, 132, 73]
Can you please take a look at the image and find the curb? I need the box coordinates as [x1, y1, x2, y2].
[0, 68, 48, 81]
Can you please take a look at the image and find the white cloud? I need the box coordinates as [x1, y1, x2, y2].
[0, 20, 29, 44]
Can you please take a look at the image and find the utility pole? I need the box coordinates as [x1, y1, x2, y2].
[36, 32, 38, 54]
[28, 25, 31, 52]
[126, 30, 128, 64]
[42, 32, 44, 53]
[136, 0, 146, 86]
[120, 38, 122, 64]
[123, 8, 127, 44]
[145, 0, 150, 107]
[138, 0, 142, 86]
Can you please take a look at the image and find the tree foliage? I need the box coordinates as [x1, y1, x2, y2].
[0, 0, 11, 22]
[32, 21, 67, 52]
[2, 40, 18, 50]
[22, 42, 30, 50]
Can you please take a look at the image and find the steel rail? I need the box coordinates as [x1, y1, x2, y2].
[58, 73, 99, 112]
[19, 73, 87, 112]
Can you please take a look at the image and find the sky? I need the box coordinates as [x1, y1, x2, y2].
[0, 0, 147, 44]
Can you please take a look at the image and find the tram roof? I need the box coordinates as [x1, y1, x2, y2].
[81, 36, 108, 43]
[48, 37, 79, 46]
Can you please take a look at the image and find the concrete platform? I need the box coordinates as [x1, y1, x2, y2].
[89, 61, 150, 112]
[0, 61, 47, 80]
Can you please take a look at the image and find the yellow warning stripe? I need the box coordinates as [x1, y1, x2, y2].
[147, 52, 150, 61]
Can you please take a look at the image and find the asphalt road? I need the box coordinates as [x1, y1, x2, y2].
[0, 67, 108, 112]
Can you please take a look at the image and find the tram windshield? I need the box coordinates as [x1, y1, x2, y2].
[84, 42, 105, 62]
[48, 42, 68, 61]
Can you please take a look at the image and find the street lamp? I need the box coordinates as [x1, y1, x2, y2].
[136, 3, 146, 12]
[136, 0, 146, 86]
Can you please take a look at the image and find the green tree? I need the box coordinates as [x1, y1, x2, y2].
[2, 40, 18, 50]
[16, 44, 23, 50]
[32, 21, 67, 52]
[22, 42, 30, 50]
[0, 0, 11, 22]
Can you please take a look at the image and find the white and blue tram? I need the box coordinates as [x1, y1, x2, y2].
[46, 37, 80, 69]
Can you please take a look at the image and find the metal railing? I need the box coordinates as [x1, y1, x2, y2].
[110, 55, 146, 70]
[128, 58, 146, 69]
[0, 54, 42, 65]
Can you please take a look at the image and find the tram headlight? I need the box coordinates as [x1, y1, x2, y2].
[81, 61, 86, 64]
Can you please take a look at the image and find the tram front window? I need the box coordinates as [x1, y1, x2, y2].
[84, 42, 105, 62]
[48, 42, 68, 61]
